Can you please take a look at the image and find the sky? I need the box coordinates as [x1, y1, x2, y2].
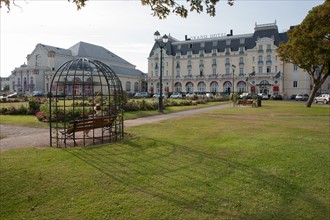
[0, 0, 324, 77]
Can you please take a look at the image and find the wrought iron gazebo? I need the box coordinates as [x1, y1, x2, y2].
[49, 58, 124, 147]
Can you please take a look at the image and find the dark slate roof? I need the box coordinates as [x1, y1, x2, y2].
[69, 41, 133, 67]
[149, 23, 289, 56]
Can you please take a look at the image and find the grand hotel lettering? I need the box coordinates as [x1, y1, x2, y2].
[189, 33, 227, 40]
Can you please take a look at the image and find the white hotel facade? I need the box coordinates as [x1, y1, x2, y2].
[147, 22, 330, 99]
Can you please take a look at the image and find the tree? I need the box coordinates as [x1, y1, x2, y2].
[277, 1, 330, 107]
[1, 0, 235, 19]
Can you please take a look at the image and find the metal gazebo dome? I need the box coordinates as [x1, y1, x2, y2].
[49, 58, 124, 147]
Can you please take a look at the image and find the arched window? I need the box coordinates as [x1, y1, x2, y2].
[125, 81, 131, 92]
[134, 82, 139, 92]
[223, 81, 232, 93]
[210, 81, 219, 93]
[237, 81, 246, 93]
[174, 82, 182, 93]
[197, 82, 206, 92]
[185, 82, 194, 93]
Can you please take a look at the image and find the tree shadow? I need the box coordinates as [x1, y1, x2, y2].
[65, 138, 328, 219]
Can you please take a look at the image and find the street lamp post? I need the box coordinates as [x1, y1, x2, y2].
[232, 64, 236, 95]
[154, 31, 168, 113]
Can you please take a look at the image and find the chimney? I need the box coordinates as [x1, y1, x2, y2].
[227, 29, 233, 36]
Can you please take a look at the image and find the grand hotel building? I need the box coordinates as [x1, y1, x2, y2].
[147, 22, 330, 98]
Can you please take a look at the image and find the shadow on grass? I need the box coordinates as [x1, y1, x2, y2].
[65, 138, 328, 219]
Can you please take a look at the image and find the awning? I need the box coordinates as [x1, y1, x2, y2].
[251, 86, 255, 92]
[273, 86, 279, 91]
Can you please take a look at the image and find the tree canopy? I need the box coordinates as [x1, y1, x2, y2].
[1, 0, 235, 18]
[277, 0, 330, 107]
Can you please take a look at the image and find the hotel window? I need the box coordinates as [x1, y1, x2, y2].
[198, 82, 206, 92]
[293, 65, 298, 71]
[267, 66, 271, 73]
[258, 55, 263, 61]
[189, 43, 193, 49]
[239, 68, 244, 75]
[188, 60, 192, 68]
[266, 55, 271, 61]
[200, 42, 205, 48]
[239, 57, 244, 64]
[240, 38, 245, 44]
[226, 39, 231, 45]
[259, 45, 263, 50]
[266, 44, 272, 52]
[293, 81, 298, 88]
[176, 70, 180, 77]
[188, 69, 192, 76]
[225, 48, 230, 54]
[258, 66, 263, 74]
[177, 45, 181, 50]
[213, 41, 217, 46]
[226, 68, 230, 74]
[275, 66, 278, 72]
[176, 61, 180, 68]
[225, 58, 230, 65]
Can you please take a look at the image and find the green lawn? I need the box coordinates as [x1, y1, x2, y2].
[1, 101, 329, 219]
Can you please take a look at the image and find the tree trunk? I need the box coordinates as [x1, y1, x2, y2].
[306, 85, 320, 107]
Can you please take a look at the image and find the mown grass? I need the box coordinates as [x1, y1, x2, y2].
[0, 101, 329, 219]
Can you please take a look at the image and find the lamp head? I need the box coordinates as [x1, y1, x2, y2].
[154, 31, 161, 40]
[162, 34, 169, 43]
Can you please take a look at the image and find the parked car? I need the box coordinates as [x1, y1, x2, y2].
[290, 94, 297, 100]
[7, 92, 18, 98]
[295, 93, 309, 101]
[153, 93, 166, 98]
[170, 93, 182, 98]
[258, 93, 269, 100]
[185, 93, 195, 98]
[134, 92, 149, 98]
[271, 94, 283, 100]
[205, 93, 214, 98]
[314, 94, 330, 104]
[32, 91, 43, 97]
[240, 93, 253, 99]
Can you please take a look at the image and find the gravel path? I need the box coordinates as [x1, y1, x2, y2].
[0, 103, 231, 151]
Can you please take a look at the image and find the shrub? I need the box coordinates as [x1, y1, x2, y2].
[35, 111, 48, 122]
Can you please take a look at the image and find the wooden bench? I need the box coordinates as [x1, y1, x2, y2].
[237, 99, 256, 107]
[61, 116, 115, 146]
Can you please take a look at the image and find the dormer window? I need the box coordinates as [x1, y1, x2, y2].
[226, 39, 231, 45]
